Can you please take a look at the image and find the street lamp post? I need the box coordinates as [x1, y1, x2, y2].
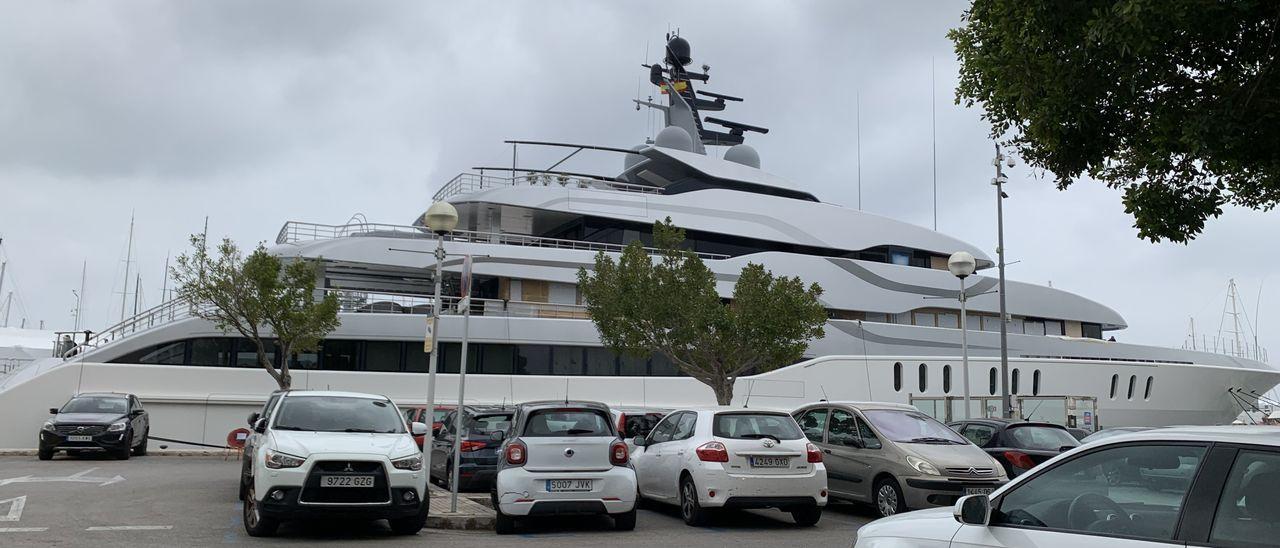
[992, 144, 1015, 418]
[949, 251, 977, 419]
[421, 201, 458, 498]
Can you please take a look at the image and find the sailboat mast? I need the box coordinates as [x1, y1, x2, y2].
[120, 213, 135, 322]
[75, 260, 86, 331]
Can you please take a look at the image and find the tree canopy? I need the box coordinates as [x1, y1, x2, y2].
[170, 235, 340, 389]
[951, 0, 1280, 242]
[578, 219, 827, 405]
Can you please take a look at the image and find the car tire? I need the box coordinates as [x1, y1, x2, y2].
[115, 440, 131, 461]
[131, 430, 148, 456]
[242, 486, 279, 537]
[613, 507, 637, 531]
[790, 506, 822, 527]
[37, 447, 53, 461]
[494, 508, 517, 535]
[389, 504, 428, 535]
[679, 476, 710, 527]
[873, 477, 906, 518]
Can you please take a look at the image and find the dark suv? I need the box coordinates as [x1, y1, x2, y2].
[39, 392, 150, 460]
[429, 406, 514, 491]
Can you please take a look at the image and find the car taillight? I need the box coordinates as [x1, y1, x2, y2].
[505, 440, 526, 466]
[461, 440, 487, 452]
[1004, 450, 1036, 470]
[696, 441, 728, 463]
[610, 440, 629, 466]
[806, 442, 823, 463]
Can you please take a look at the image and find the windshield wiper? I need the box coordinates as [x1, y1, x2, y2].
[908, 436, 964, 445]
[342, 428, 379, 433]
[566, 428, 598, 435]
[272, 425, 307, 431]
[739, 433, 782, 442]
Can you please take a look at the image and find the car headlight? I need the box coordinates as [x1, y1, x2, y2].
[41, 420, 56, 433]
[106, 421, 128, 432]
[265, 449, 306, 469]
[906, 455, 941, 476]
[391, 454, 423, 471]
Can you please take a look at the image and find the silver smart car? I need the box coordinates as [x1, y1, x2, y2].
[792, 401, 1007, 518]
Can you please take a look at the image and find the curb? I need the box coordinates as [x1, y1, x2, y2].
[0, 449, 237, 457]
[426, 512, 495, 530]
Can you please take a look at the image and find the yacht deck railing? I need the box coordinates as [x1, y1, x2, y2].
[432, 172, 662, 202]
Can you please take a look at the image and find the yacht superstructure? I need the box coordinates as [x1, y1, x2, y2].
[0, 34, 1275, 450]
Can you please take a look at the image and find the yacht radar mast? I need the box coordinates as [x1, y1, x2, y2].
[635, 32, 768, 155]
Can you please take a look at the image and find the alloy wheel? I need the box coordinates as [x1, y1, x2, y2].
[877, 484, 899, 517]
[681, 482, 695, 520]
[245, 488, 260, 528]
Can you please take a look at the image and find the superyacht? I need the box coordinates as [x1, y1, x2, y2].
[1, 35, 1275, 450]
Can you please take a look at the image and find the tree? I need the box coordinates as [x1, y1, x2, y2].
[950, 1, 1280, 242]
[578, 219, 827, 405]
[171, 234, 340, 389]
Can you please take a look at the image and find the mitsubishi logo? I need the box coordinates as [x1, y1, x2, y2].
[564, 448, 575, 458]
[762, 439, 776, 448]
[343, 463, 354, 473]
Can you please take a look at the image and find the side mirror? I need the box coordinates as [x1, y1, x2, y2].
[954, 494, 991, 526]
[632, 436, 647, 448]
[410, 422, 428, 436]
[490, 430, 505, 442]
[129, 409, 144, 418]
[247, 412, 260, 427]
[253, 418, 267, 434]
[432, 424, 443, 436]
[49, 408, 59, 415]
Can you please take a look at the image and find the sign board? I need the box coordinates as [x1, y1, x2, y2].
[227, 428, 251, 449]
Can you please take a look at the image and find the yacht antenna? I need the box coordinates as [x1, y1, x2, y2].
[856, 90, 862, 211]
[931, 56, 937, 231]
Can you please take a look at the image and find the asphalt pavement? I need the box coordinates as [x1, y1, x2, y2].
[0, 454, 874, 547]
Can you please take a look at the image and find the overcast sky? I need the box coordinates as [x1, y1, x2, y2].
[0, 1, 1275, 360]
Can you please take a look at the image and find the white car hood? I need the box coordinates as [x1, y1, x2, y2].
[858, 506, 961, 544]
[269, 430, 417, 458]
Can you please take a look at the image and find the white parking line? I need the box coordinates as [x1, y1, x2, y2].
[0, 527, 48, 533]
[85, 525, 173, 531]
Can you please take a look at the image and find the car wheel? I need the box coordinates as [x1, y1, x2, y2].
[37, 447, 53, 461]
[790, 506, 822, 527]
[494, 507, 517, 535]
[115, 439, 131, 461]
[873, 477, 906, 518]
[242, 486, 279, 537]
[389, 504, 428, 535]
[679, 476, 710, 526]
[131, 429, 148, 456]
[613, 507, 637, 531]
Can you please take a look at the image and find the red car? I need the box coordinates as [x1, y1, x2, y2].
[403, 405, 455, 448]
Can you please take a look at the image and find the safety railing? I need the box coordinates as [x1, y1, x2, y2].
[275, 221, 728, 260]
[432, 172, 663, 202]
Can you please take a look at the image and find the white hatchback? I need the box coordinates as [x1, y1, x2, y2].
[631, 408, 827, 526]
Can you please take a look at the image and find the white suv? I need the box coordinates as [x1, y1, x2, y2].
[492, 401, 637, 534]
[632, 408, 827, 526]
[241, 391, 430, 537]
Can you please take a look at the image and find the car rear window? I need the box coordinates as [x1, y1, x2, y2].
[713, 413, 802, 440]
[467, 413, 513, 436]
[522, 409, 613, 437]
[1007, 425, 1080, 451]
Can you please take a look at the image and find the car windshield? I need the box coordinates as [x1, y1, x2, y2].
[61, 396, 127, 414]
[523, 409, 612, 437]
[863, 409, 967, 444]
[272, 396, 405, 433]
[1007, 425, 1079, 450]
[465, 413, 513, 437]
[713, 413, 803, 441]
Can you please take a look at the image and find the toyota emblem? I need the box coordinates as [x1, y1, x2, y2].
[762, 438, 776, 448]
[564, 448, 575, 458]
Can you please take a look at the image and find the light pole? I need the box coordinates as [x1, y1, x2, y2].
[421, 200, 458, 498]
[992, 144, 1015, 418]
[949, 251, 977, 419]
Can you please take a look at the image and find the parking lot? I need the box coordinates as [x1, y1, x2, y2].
[0, 455, 874, 547]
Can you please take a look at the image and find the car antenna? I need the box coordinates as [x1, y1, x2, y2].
[743, 380, 754, 408]
[819, 385, 829, 402]
[1022, 398, 1047, 421]
[564, 378, 570, 405]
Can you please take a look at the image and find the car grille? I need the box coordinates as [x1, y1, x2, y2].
[55, 425, 106, 435]
[945, 467, 997, 477]
[298, 461, 390, 505]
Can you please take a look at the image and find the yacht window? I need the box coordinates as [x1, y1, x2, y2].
[913, 311, 936, 327]
[1110, 374, 1119, 399]
[479, 344, 515, 374]
[515, 345, 552, 375]
[131, 341, 186, 365]
[865, 312, 889, 323]
[1127, 375, 1137, 400]
[520, 280, 550, 303]
[364, 341, 401, 372]
[1032, 370, 1041, 396]
[893, 362, 903, 392]
[895, 313, 913, 325]
[650, 354, 681, 377]
[1024, 319, 1045, 336]
[291, 350, 319, 370]
[943, 365, 952, 394]
[980, 315, 1001, 332]
[918, 363, 928, 392]
[551, 346, 584, 375]
[1044, 320, 1064, 336]
[1006, 317, 1024, 334]
[440, 342, 479, 374]
[584, 347, 618, 376]
[321, 340, 359, 371]
[936, 312, 959, 329]
[1082, 323, 1103, 339]
[1012, 368, 1020, 395]
[233, 339, 274, 368]
[619, 354, 648, 376]
[989, 368, 997, 395]
[1144, 376, 1153, 400]
[189, 338, 232, 367]
[890, 251, 912, 266]
[405, 346, 428, 373]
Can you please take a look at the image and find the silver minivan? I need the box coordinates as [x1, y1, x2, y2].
[792, 401, 1007, 518]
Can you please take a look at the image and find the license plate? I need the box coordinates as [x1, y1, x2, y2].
[964, 487, 995, 496]
[67, 435, 93, 442]
[546, 479, 593, 492]
[749, 456, 790, 468]
[321, 475, 374, 488]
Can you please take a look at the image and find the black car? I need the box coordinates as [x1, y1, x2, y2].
[946, 418, 1079, 477]
[429, 406, 514, 491]
[39, 392, 149, 460]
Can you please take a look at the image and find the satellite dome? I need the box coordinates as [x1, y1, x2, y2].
[724, 144, 761, 168]
[665, 36, 691, 66]
[654, 126, 694, 152]
[623, 144, 646, 171]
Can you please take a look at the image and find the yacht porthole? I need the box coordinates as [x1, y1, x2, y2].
[942, 365, 952, 394]
[918, 363, 928, 392]
[893, 362, 903, 392]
